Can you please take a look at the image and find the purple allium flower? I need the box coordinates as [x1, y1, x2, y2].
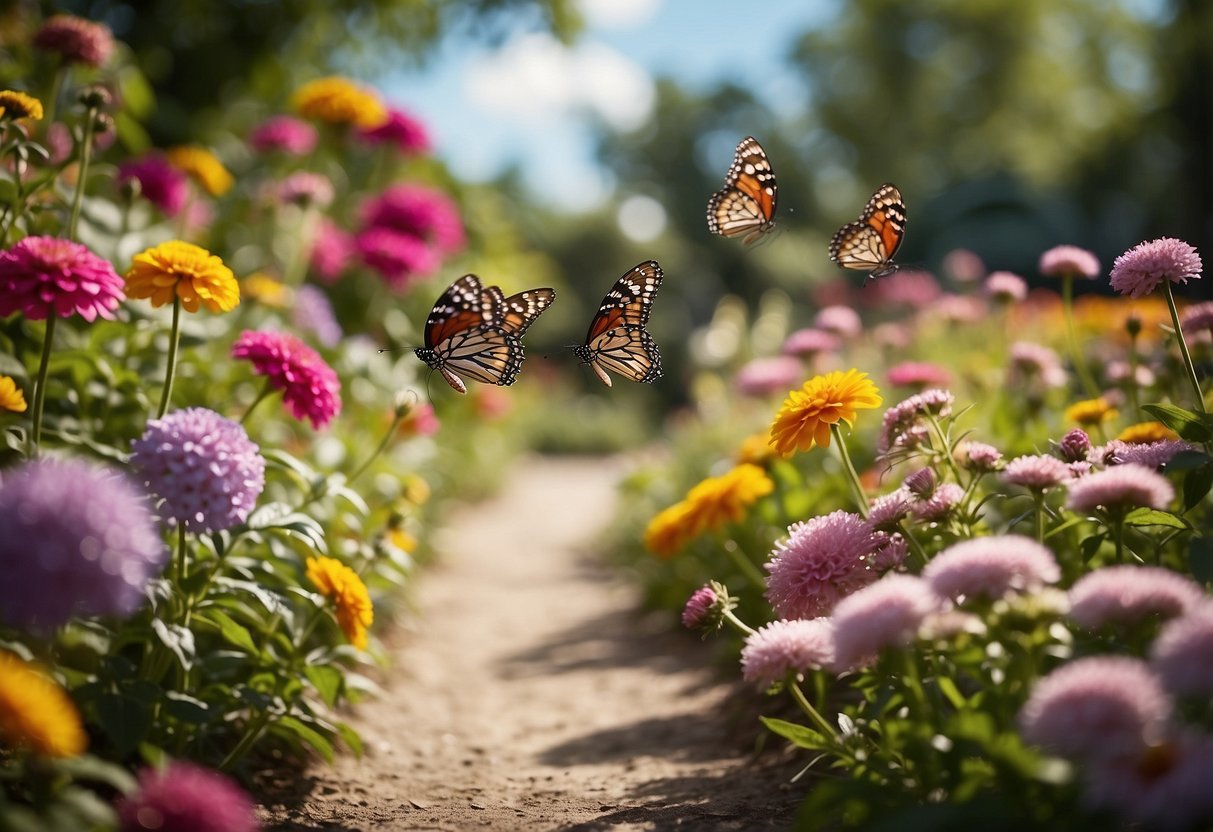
[740, 618, 835, 686]
[1039, 244, 1100, 280]
[1019, 656, 1171, 758]
[1009, 341, 1068, 389]
[781, 327, 839, 358]
[868, 488, 913, 531]
[131, 408, 266, 534]
[117, 156, 189, 217]
[830, 575, 940, 671]
[984, 270, 1028, 303]
[0, 236, 124, 322]
[885, 361, 952, 390]
[1099, 439, 1196, 470]
[356, 105, 431, 154]
[957, 441, 1003, 472]
[275, 172, 334, 210]
[877, 389, 955, 456]
[943, 248, 986, 283]
[1057, 428, 1092, 463]
[355, 227, 440, 290]
[361, 184, 466, 254]
[1180, 301, 1213, 333]
[248, 115, 318, 156]
[0, 459, 166, 631]
[813, 305, 861, 338]
[33, 14, 114, 67]
[911, 482, 964, 521]
[1002, 454, 1072, 490]
[117, 761, 259, 832]
[310, 219, 357, 283]
[291, 285, 342, 348]
[1069, 566, 1204, 630]
[903, 467, 936, 499]
[231, 330, 342, 429]
[1083, 735, 1213, 832]
[1150, 604, 1213, 697]
[924, 535, 1060, 602]
[764, 511, 890, 619]
[1066, 463, 1174, 514]
[681, 584, 720, 631]
[1110, 238, 1202, 299]
[733, 356, 802, 397]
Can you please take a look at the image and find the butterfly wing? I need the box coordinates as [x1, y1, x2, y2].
[829, 183, 907, 279]
[707, 136, 778, 243]
[414, 274, 524, 393]
[575, 260, 664, 387]
[500, 287, 556, 337]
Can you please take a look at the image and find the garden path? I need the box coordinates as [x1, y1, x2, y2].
[258, 455, 802, 831]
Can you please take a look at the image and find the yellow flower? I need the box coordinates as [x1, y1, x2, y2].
[769, 369, 882, 457]
[386, 528, 417, 554]
[0, 91, 43, 121]
[306, 556, 373, 650]
[165, 145, 233, 196]
[0, 375, 27, 413]
[643, 500, 700, 559]
[401, 475, 431, 505]
[1117, 421, 1180, 444]
[241, 271, 291, 308]
[0, 652, 86, 758]
[291, 76, 387, 129]
[735, 432, 775, 466]
[683, 463, 775, 530]
[1064, 396, 1118, 427]
[125, 241, 240, 313]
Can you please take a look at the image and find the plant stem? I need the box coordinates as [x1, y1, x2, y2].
[830, 423, 868, 518]
[346, 409, 406, 486]
[240, 379, 277, 425]
[722, 607, 756, 637]
[28, 313, 57, 455]
[174, 523, 188, 588]
[898, 521, 930, 568]
[788, 678, 837, 738]
[722, 538, 768, 591]
[927, 414, 964, 484]
[156, 297, 182, 419]
[218, 709, 272, 773]
[1163, 280, 1206, 413]
[1033, 491, 1046, 544]
[66, 105, 97, 242]
[1062, 274, 1099, 396]
[1127, 331, 1141, 417]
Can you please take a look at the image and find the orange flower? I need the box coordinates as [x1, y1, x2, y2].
[0, 652, 85, 758]
[0, 90, 43, 121]
[643, 501, 700, 559]
[1117, 421, 1180, 444]
[306, 556, 373, 650]
[0, 375, 26, 413]
[292, 76, 386, 129]
[769, 369, 882, 457]
[735, 432, 775, 466]
[683, 464, 774, 530]
[165, 145, 233, 196]
[125, 241, 239, 313]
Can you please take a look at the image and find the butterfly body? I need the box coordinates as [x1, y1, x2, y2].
[575, 260, 664, 387]
[828, 183, 907, 280]
[707, 136, 778, 244]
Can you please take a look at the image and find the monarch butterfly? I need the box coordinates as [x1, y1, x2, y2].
[828, 183, 908, 280]
[573, 260, 664, 387]
[706, 136, 778, 244]
[414, 275, 555, 394]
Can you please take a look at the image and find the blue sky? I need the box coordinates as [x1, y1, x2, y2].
[381, 0, 836, 211]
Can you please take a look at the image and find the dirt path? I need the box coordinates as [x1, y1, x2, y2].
[259, 455, 803, 831]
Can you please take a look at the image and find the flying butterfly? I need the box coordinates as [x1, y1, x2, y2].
[828, 183, 908, 281]
[573, 260, 664, 388]
[706, 136, 778, 244]
[414, 275, 555, 394]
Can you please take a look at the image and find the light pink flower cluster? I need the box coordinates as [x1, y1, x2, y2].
[1180, 301, 1213, 333]
[984, 271, 1028, 303]
[733, 356, 803, 398]
[957, 441, 1003, 472]
[1150, 604, 1213, 697]
[781, 328, 839, 358]
[275, 172, 334, 209]
[867, 488, 913, 531]
[912, 483, 964, 521]
[830, 575, 941, 671]
[1002, 454, 1072, 491]
[1096, 439, 1195, 470]
[924, 536, 1060, 602]
[740, 618, 835, 686]
[813, 305, 861, 338]
[1110, 238, 1202, 298]
[942, 248, 985, 283]
[1069, 566, 1204, 630]
[1008, 341, 1068, 389]
[863, 269, 941, 308]
[231, 330, 342, 429]
[1039, 244, 1100, 280]
[0, 236, 124, 322]
[1065, 463, 1174, 514]
[877, 389, 954, 456]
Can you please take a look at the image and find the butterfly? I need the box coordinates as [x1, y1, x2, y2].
[573, 260, 664, 387]
[414, 275, 555, 394]
[828, 183, 908, 280]
[706, 136, 778, 244]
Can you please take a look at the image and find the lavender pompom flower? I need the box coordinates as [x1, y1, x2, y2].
[1110, 238, 1202, 299]
[984, 271, 1028, 303]
[1001, 454, 1072, 491]
[924, 536, 1060, 602]
[1150, 604, 1213, 697]
[1039, 245, 1100, 280]
[0, 459, 167, 631]
[1066, 463, 1174, 514]
[830, 575, 941, 671]
[131, 408, 266, 533]
[1069, 566, 1204, 630]
[741, 619, 835, 686]
[781, 328, 839, 358]
[911, 482, 964, 521]
[1098, 439, 1196, 470]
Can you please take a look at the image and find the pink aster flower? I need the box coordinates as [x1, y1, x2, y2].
[781, 327, 839, 358]
[1057, 428, 1092, 463]
[957, 441, 1003, 472]
[1110, 238, 1202, 299]
[275, 172, 334, 209]
[877, 389, 955, 456]
[830, 575, 941, 671]
[1066, 463, 1174, 514]
[1069, 566, 1204, 630]
[886, 361, 952, 390]
[741, 618, 835, 686]
[356, 105, 431, 154]
[1098, 439, 1196, 470]
[33, 14, 114, 67]
[309, 219, 357, 283]
[248, 115, 318, 156]
[813, 305, 861, 338]
[117, 156, 189, 217]
[734, 356, 803, 397]
[984, 270, 1028, 303]
[1150, 604, 1213, 697]
[361, 184, 466, 254]
[911, 482, 964, 521]
[355, 227, 439, 290]
[231, 330, 342, 429]
[942, 248, 986, 283]
[1008, 341, 1068, 389]
[682, 584, 722, 631]
[1039, 244, 1101, 280]
[0, 236, 123, 321]
[924, 535, 1060, 602]
[1019, 656, 1171, 759]
[117, 761, 259, 832]
[1180, 301, 1213, 333]
[1002, 454, 1072, 491]
[867, 488, 913, 532]
[1083, 735, 1213, 832]
[903, 467, 935, 498]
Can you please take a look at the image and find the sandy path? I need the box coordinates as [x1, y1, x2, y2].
[260, 455, 802, 831]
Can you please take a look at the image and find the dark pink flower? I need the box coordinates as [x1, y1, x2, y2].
[33, 14, 114, 67]
[741, 618, 835, 686]
[903, 467, 935, 498]
[248, 115, 318, 156]
[356, 106, 431, 155]
[886, 361, 951, 389]
[310, 219, 357, 283]
[1039, 244, 1100, 280]
[1069, 566, 1204, 630]
[117, 761, 259, 832]
[1057, 428, 1092, 463]
[1110, 238, 1202, 298]
[231, 330, 342, 429]
[117, 156, 189, 217]
[733, 356, 802, 397]
[830, 575, 940, 671]
[924, 535, 1060, 602]
[355, 227, 439, 290]
[361, 184, 466, 254]
[681, 585, 720, 631]
[0, 236, 123, 321]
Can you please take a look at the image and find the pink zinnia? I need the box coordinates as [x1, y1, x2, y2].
[942, 248, 986, 283]
[0, 236, 123, 322]
[1066, 463, 1174, 513]
[1179, 301, 1213, 333]
[33, 14, 114, 67]
[1110, 238, 1202, 299]
[830, 575, 941, 671]
[781, 327, 839, 358]
[310, 219, 357, 283]
[924, 535, 1060, 602]
[116, 761, 259, 832]
[1083, 735, 1213, 832]
[231, 330, 342, 429]
[355, 227, 439, 290]
[1039, 244, 1101, 280]
[886, 361, 952, 389]
[356, 106, 431, 155]
[733, 356, 802, 397]
[1019, 656, 1171, 759]
[117, 156, 189, 217]
[813, 305, 861, 338]
[984, 270, 1028, 303]
[361, 184, 466, 254]
[1069, 566, 1204, 630]
[740, 618, 835, 686]
[1002, 454, 1072, 490]
[1150, 604, 1213, 697]
[248, 115, 318, 156]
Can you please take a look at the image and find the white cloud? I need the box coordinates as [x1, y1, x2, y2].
[575, 0, 662, 29]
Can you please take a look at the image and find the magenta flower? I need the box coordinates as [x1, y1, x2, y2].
[1057, 428, 1092, 463]
[1150, 604, 1213, 697]
[1066, 463, 1174, 514]
[0, 236, 123, 322]
[1069, 566, 1204, 630]
[1039, 244, 1100, 280]
[942, 248, 986, 283]
[310, 219, 357, 283]
[984, 270, 1028, 303]
[781, 327, 839, 358]
[1019, 656, 1171, 758]
[830, 575, 940, 671]
[361, 184, 466, 254]
[33, 14, 114, 67]
[886, 361, 952, 390]
[117, 156, 189, 217]
[911, 482, 964, 521]
[1002, 454, 1072, 491]
[741, 618, 835, 686]
[275, 172, 334, 209]
[292, 285, 342, 348]
[355, 227, 440, 290]
[356, 106, 431, 154]
[924, 536, 1060, 602]
[248, 115, 318, 156]
[1083, 735, 1213, 832]
[231, 330, 342, 429]
[1110, 238, 1202, 298]
[733, 356, 802, 397]
[813, 305, 861, 338]
[681, 585, 721, 631]
[957, 441, 1003, 472]
[117, 761, 259, 832]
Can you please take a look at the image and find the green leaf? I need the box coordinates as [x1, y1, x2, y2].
[273, 715, 335, 763]
[1190, 537, 1213, 584]
[335, 721, 364, 757]
[1080, 532, 1107, 562]
[150, 619, 196, 670]
[1166, 450, 1212, 472]
[1124, 508, 1190, 529]
[760, 716, 829, 750]
[198, 609, 258, 654]
[163, 691, 210, 725]
[55, 753, 138, 792]
[1143, 403, 1213, 442]
[935, 676, 969, 709]
[304, 664, 344, 707]
[1183, 463, 1213, 512]
[96, 693, 152, 758]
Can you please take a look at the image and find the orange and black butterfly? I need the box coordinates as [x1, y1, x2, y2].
[573, 260, 663, 387]
[828, 183, 907, 280]
[706, 136, 778, 244]
[415, 275, 555, 394]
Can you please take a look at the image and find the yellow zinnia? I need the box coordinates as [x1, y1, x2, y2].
[1064, 396, 1118, 427]
[643, 500, 701, 559]
[735, 432, 775, 466]
[769, 369, 882, 457]
[125, 241, 240, 313]
[0, 652, 86, 758]
[165, 145, 233, 196]
[0, 90, 43, 121]
[0, 375, 27, 413]
[1117, 421, 1180, 444]
[291, 76, 387, 129]
[241, 272, 291, 308]
[306, 556, 373, 650]
[683, 463, 775, 530]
